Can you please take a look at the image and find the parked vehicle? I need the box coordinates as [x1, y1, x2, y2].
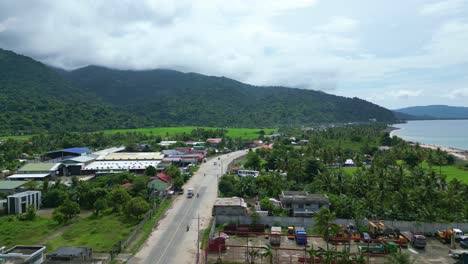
[449, 249, 468, 259]
[295, 227, 307, 245]
[287, 226, 295, 240]
[361, 232, 371, 243]
[453, 229, 465, 241]
[358, 241, 398, 254]
[437, 228, 463, 243]
[270, 226, 281, 246]
[459, 236, 468, 249]
[187, 188, 194, 198]
[368, 221, 385, 238]
[400, 231, 427, 249]
[345, 223, 361, 241]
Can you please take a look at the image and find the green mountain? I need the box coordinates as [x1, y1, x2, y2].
[0, 48, 396, 135]
[394, 105, 468, 119]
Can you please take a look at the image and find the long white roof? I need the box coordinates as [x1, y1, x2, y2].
[97, 152, 164, 161]
[8, 173, 50, 179]
[83, 160, 161, 171]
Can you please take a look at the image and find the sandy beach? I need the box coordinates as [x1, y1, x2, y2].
[390, 127, 468, 161]
[418, 144, 468, 161]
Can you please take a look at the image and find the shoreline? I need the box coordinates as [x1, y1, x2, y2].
[389, 126, 468, 161]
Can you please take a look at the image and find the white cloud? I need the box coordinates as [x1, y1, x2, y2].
[391, 89, 423, 99]
[419, 0, 465, 16]
[447, 88, 468, 98]
[316, 16, 358, 33]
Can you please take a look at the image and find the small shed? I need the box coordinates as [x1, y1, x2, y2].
[208, 236, 226, 251]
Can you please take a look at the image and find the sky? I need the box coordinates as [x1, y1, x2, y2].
[0, 0, 468, 109]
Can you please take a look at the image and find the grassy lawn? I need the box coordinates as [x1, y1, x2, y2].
[45, 213, 137, 253]
[340, 167, 359, 176]
[101, 126, 276, 140]
[421, 162, 468, 183]
[0, 216, 61, 248]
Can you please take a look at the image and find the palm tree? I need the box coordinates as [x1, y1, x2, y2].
[247, 249, 260, 264]
[261, 245, 273, 264]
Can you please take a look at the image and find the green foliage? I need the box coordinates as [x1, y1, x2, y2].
[313, 207, 338, 237]
[126, 197, 150, 220]
[109, 188, 132, 212]
[0, 49, 395, 135]
[144, 165, 157, 176]
[259, 198, 274, 211]
[244, 150, 261, 171]
[18, 205, 37, 221]
[53, 199, 80, 223]
[93, 198, 108, 217]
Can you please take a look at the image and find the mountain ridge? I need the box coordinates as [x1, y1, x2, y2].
[394, 105, 468, 119]
[0, 48, 396, 135]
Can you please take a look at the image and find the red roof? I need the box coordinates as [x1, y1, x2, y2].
[156, 173, 171, 183]
[122, 182, 133, 188]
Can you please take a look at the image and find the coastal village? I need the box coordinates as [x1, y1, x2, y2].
[0, 125, 467, 264]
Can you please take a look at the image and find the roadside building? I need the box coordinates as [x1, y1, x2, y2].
[0, 245, 46, 264]
[46, 246, 92, 262]
[60, 155, 98, 175]
[82, 152, 164, 175]
[206, 138, 222, 147]
[8, 163, 63, 180]
[212, 197, 248, 216]
[7, 190, 41, 215]
[42, 147, 92, 161]
[147, 178, 171, 199]
[343, 159, 355, 167]
[279, 191, 329, 217]
[0, 181, 27, 194]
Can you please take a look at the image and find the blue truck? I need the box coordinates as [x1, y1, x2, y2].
[295, 227, 307, 245]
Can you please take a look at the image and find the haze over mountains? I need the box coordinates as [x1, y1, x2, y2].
[0, 48, 398, 135]
[394, 105, 468, 120]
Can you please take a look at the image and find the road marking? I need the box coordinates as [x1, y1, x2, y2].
[408, 248, 419, 254]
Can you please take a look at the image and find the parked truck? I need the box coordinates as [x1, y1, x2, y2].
[295, 227, 307, 245]
[401, 231, 427, 249]
[358, 241, 399, 254]
[270, 226, 281, 246]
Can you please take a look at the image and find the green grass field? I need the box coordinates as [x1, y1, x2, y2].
[102, 126, 276, 140]
[421, 162, 468, 183]
[1, 127, 275, 141]
[0, 216, 61, 248]
[45, 213, 137, 252]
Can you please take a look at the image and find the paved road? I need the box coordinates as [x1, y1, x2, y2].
[128, 149, 249, 264]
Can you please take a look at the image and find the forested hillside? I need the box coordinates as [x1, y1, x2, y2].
[0, 48, 396, 135]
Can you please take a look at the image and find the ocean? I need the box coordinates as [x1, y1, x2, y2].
[391, 120, 468, 151]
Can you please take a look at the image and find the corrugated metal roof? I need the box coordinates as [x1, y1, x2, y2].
[8, 173, 50, 179]
[18, 162, 61, 172]
[0, 180, 26, 189]
[46, 147, 92, 155]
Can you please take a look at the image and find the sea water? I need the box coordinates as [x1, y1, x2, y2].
[391, 120, 468, 151]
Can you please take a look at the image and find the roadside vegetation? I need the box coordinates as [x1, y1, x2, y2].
[220, 124, 468, 222]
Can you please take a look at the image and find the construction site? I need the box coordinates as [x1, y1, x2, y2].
[202, 221, 466, 264]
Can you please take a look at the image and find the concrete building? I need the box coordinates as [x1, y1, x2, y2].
[7, 191, 41, 215]
[279, 191, 329, 217]
[46, 246, 92, 261]
[212, 197, 248, 216]
[0, 245, 46, 264]
[8, 163, 63, 180]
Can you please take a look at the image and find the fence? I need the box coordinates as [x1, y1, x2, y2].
[117, 197, 170, 253]
[215, 215, 468, 233]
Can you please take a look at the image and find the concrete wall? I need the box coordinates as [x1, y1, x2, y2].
[215, 215, 468, 233]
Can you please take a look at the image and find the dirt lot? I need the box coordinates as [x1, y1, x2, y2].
[208, 234, 459, 263]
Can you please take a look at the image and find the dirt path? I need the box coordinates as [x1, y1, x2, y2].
[37, 210, 93, 244]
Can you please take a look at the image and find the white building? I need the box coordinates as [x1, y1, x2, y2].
[7, 191, 41, 215]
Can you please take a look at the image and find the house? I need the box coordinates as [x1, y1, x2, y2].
[158, 141, 178, 147]
[279, 191, 329, 217]
[0, 181, 27, 194]
[147, 178, 171, 198]
[7, 191, 41, 215]
[46, 246, 92, 261]
[8, 163, 63, 180]
[206, 138, 222, 147]
[0, 245, 46, 264]
[212, 197, 248, 216]
[378, 146, 392, 151]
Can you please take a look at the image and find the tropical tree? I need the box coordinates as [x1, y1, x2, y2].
[386, 252, 415, 264]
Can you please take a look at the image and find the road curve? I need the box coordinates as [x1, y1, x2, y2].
[128, 149, 249, 264]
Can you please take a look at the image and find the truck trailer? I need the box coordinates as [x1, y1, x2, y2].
[295, 227, 307, 245]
